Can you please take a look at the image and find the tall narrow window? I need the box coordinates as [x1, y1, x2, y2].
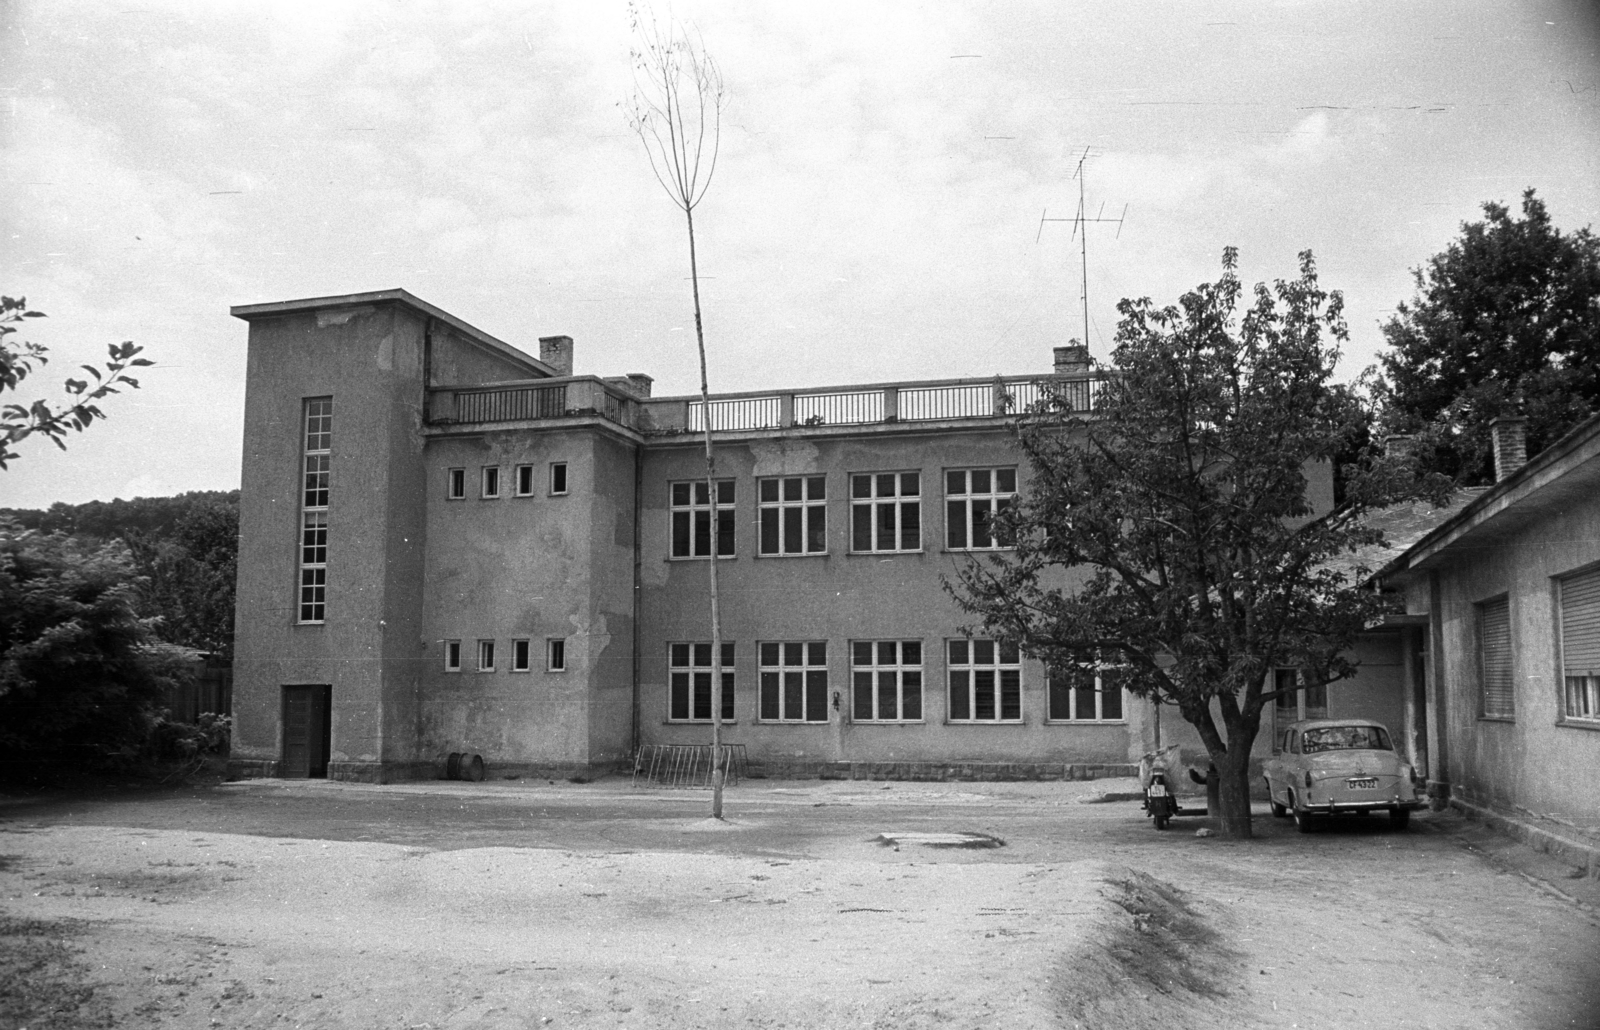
[758, 476, 827, 555]
[947, 639, 1022, 722]
[851, 472, 921, 553]
[515, 465, 535, 497]
[511, 639, 531, 672]
[851, 640, 922, 722]
[759, 642, 829, 722]
[1478, 595, 1513, 718]
[945, 468, 1016, 550]
[550, 462, 569, 495]
[669, 642, 736, 722]
[447, 467, 466, 500]
[481, 466, 501, 499]
[477, 639, 496, 672]
[1559, 566, 1600, 723]
[547, 638, 567, 672]
[298, 398, 332, 623]
[670, 480, 735, 558]
[444, 640, 462, 672]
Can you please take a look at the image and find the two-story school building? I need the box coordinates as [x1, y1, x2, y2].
[228, 288, 1368, 784]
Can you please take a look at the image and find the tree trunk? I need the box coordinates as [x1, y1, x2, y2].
[1210, 740, 1255, 839]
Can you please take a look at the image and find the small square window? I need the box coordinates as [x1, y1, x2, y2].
[447, 468, 466, 500]
[481, 467, 501, 499]
[515, 465, 535, 497]
[550, 462, 569, 495]
[548, 638, 567, 672]
[477, 639, 496, 672]
[511, 638, 531, 672]
[444, 640, 461, 672]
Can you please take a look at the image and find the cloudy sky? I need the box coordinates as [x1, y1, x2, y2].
[4, 0, 1597, 509]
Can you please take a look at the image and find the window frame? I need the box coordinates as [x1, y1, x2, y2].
[668, 642, 736, 723]
[944, 467, 1017, 551]
[481, 465, 501, 500]
[1477, 594, 1514, 720]
[849, 471, 922, 554]
[946, 638, 1023, 723]
[447, 467, 467, 500]
[669, 479, 736, 559]
[444, 639, 462, 673]
[547, 638, 567, 673]
[758, 641, 830, 723]
[1045, 664, 1126, 723]
[550, 461, 569, 496]
[1270, 667, 1328, 726]
[297, 397, 332, 625]
[850, 640, 924, 723]
[1557, 564, 1600, 726]
[511, 638, 531, 672]
[757, 475, 828, 556]
[514, 464, 535, 497]
[477, 639, 496, 673]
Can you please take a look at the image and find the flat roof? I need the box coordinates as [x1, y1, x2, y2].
[230, 288, 554, 377]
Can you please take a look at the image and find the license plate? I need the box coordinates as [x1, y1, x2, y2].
[1148, 784, 1168, 797]
[1346, 777, 1378, 790]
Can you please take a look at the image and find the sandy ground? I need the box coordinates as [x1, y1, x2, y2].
[2, 776, 1597, 1030]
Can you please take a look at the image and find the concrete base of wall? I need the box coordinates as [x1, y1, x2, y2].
[747, 760, 1140, 782]
[1450, 796, 1600, 880]
[226, 759, 279, 780]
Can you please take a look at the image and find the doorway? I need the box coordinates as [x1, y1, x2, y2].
[281, 684, 332, 778]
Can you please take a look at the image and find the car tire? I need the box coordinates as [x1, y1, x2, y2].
[1389, 807, 1411, 830]
[1291, 793, 1316, 834]
[1267, 779, 1287, 818]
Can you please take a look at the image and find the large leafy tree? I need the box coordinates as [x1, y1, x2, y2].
[954, 249, 1444, 839]
[1374, 190, 1600, 484]
[126, 502, 239, 658]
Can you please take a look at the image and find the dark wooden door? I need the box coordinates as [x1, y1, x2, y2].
[282, 685, 331, 778]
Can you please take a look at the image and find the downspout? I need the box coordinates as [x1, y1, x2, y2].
[414, 314, 436, 754]
[1426, 569, 1450, 807]
[630, 440, 643, 761]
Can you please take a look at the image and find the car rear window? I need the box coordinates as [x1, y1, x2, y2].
[1302, 726, 1393, 753]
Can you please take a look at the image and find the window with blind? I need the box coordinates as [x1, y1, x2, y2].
[1558, 566, 1600, 723]
[1477, 595, 1513, 719]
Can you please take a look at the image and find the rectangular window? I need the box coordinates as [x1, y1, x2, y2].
[851, 640, 922, 722]
[1047, 665, 1125, 722]
[758, 476, 827, 555]
[444, 640, 461, 673]
[515, 465, 535, 497]
[481, 466, 501, 499]
[298, 398, 332, 623]
[1559, 566, 1600, 723]
[511, 638, 531, 672]
[550, 462, 568, 495]
[945, 468, 1016, 550]
[947, 639, 1022, 722]
[477, 639, 496, 673]
[669, 642, 736, 722]
[759, 641, 829, 722]
[1271, 668, 1327, 723]
[447, 467, 466, 500]
[547, 638, 567, 672]
[670, 479, 736, 558]
[850, 472, 921, 553]
[1478, 595, 1513, 718]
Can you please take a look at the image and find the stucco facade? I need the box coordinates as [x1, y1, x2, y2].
[1383, 415, 1600, 831]
[229, 289, 1376, 783]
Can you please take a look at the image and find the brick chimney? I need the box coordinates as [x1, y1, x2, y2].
[1053, 341, 1091, 376]
[1490, 416, 1528, 482]
[539, 335, 574, 376]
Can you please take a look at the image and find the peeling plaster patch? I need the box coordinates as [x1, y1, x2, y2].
[750, 438, 822, 477]
[377, 333, 394, 371]
[316, 305, 374, 328]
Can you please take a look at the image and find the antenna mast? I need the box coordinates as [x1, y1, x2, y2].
[1037, 147, 1128, 348]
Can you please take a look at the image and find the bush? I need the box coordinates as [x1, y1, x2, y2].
[145, 711, 231, 762]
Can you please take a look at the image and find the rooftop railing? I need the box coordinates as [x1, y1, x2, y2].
[428, 372, 1102, 434]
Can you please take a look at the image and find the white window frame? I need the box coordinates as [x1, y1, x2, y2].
[850, 640, 923, 722]
[668, 642, 736, 723]
[758, 475, 827, 556]
[759, 641, 829, 723]
[670, 479, 736, 559]
[514, 464, 535, 497]
[444, 639, 461, 673]
[547, 638, 567, 672]
[850, 471, 922, 554]
[447, 467, 466, 500]
[481, 466, 501, 499]
[947, 638, 1022, 722]
[1270, 667, 1327, 726]
[1046, 664, 1126, 723]
[1558, 565, 1600, 724]
[477, 639, 496, 673]
[550, 461, 569, 496]
[511, 638, 531, 672]
[298, 397, 332, 624]
[945, 468, 1017, 551]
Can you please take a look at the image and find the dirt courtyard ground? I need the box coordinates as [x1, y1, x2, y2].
[2, 775, 1597, 1030]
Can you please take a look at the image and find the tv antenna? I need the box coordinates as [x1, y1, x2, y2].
[1037, 147, 1128, 350]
